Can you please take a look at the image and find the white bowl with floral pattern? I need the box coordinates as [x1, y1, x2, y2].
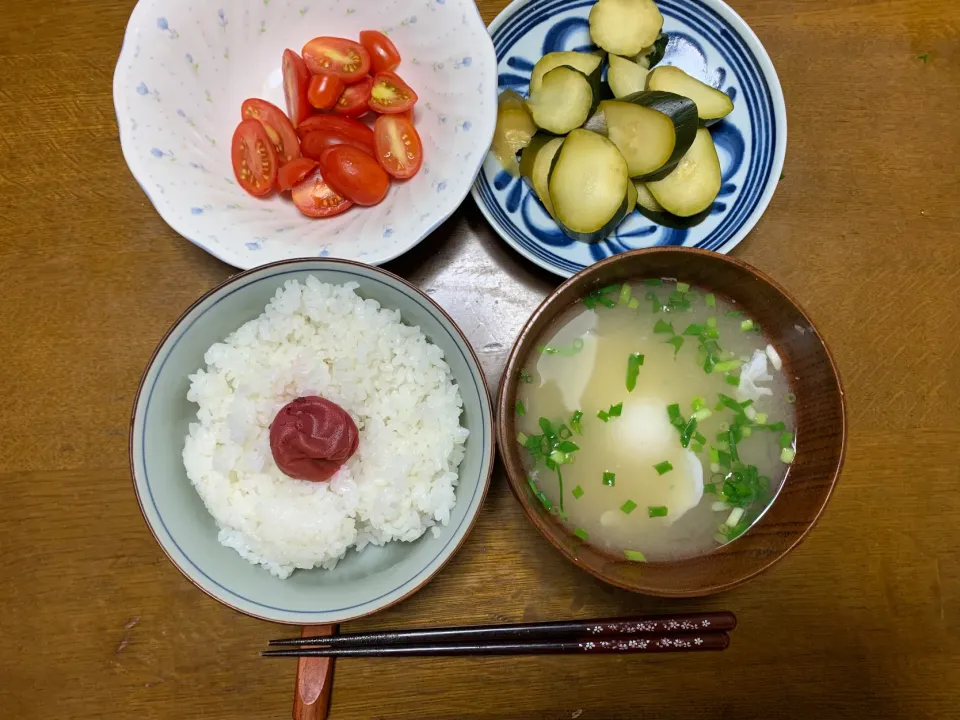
[113, 0, 497, 269]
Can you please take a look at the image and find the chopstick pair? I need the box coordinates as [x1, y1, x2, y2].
[262, 611, 736, 658]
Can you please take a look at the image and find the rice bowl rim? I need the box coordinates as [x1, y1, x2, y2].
[129, 258, 494, 624]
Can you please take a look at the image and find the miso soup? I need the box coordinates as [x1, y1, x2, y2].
[515, 280, 796, 562]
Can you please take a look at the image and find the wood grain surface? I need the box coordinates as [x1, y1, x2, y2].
[1, 1, 959, 718]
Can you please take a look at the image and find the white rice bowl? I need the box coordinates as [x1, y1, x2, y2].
[182, 277, 469, 579]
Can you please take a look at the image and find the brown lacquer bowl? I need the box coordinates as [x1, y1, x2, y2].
[497, 248, 846, 597]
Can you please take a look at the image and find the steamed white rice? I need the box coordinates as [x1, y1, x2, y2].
[182, 277, 469, 578]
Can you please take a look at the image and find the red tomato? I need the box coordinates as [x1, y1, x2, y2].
[291, 168, 353, 218]
[300, 131, 374, 160]
[297, 116, 376, 157]
[359, 30, 401, 74]
[319, 146, 390, 206]
[368, 72, 418, 114]
[374, 114, 423, 179]
[308, 73, 345, 110]
[281, 49, 312, 128]
[302, 37, 371, 84]
[241, 98, 300, 164]
[277, 157, 318, 192]
[333, 76, 373, 118]
[231, 119, 278, 196]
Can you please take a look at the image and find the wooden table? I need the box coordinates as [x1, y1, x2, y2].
[2, 0, 959, 717]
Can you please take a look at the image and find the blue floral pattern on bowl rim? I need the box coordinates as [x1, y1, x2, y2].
[471, 0, 787, 278]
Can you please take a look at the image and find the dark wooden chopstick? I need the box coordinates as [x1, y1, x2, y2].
[262, 631, 729, 657]
[268, 611, 736, 648]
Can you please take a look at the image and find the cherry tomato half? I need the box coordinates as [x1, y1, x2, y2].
[333, 76, 373, 118]
[291, 167, 353, 218]
[308, 73, 345, 111]
[368, 72, 418, 114]
[302, 37, 371, 84]
[374, 114, 423, 180]
[318, 146, 390, 206]
[241, 98, 300, 164]
[297, 115, 376, 156]
[281, 49, 312, 128]
[231, 119, 278, 196]
[359, 30, 401, 74]
[277, 157, 318, 192]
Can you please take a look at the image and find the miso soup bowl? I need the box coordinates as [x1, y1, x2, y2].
[497, 248, 846, 597]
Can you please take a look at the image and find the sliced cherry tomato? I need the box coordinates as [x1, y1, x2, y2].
[277, 157, 318, 192]
[297, 116, 376, 157]
[359, 30, 401, 74]
[291, 167, 353, 218]
[302, 37, 371, 84]
[297, 115, 376, 144]
[300, 131, 376, 160]
[281, 50, 312, 129]
[308, 73, 345, 110]
[241, 98, 300, 164]
[333, 76, 373, 118]
[374, 114, 423, 180]
[231, 119, 278, 196]
[368, 72, 418, 114]
[318, 146, 390, 206]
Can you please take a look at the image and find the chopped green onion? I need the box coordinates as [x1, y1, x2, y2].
[654, 461, 673, 475]
[648, 506, 669, 518]
[519, 370, 533, 383]
[654, 319, 674, 334]
[691, 442, 703, 453]
[557, 425, 573, 440]
[710, 462, 720, 473]
[786, 392, 797, 404]
[740, 319, 754, 332]
[570, 410, 584, 435]
[755, 412, 768, 425]
[727, 430, 740, 464]
[602, 471, 616, 487]
[706, 316, 717, 328]
[606, 402, 623, 418]
[708, 447, 720, 463]
[574, 527, 589, 541]
[694, 431, 707, 445]
[666, 335, 684, 354]
[741, 426, 752, 437]
[676, 282, 690, 293]
[597, 410, 609, 422]
[517, 432, 528, 445]
[712, 359, 741, 374]
[618, 283, 631, 305]
[572, 485, 584, 499]
[706, 294, 716, 309]
[704, 326, 720, 339]
[626, 353, 644, 392]
[725, 507, 745, 528]
[679, 417, 698, 447]
[667, 403, 681, 419]
[627, 298, 640, 310]
[624, 550, 646, 562]
[781, 447, 796, 464]
[693, 408, 713, 421]
[725, 374, 740, 387]
[682, 323, 705, 336]
[557, 440, 580, 453]
[549, 450, 569, 466]
[740, 399, 753, 408]
[516, 400, 526, 417]
[704, 482, 717, 494]
[692, 396, 706, 411]
[539, 417, 554, 436]
[644, 278, 663, 286]
[717, 450, 731, 468]
[760, 421, 786, 431]
[779, 431, 794, 448]
[725, 310, 744, 318]
[620, 499, 637, 515]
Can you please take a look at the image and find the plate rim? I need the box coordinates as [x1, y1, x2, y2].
[113, 0, 499, 271]
[470, 0, 788, 278]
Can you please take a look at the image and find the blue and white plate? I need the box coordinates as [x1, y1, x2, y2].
[471, 0, 787, 277]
